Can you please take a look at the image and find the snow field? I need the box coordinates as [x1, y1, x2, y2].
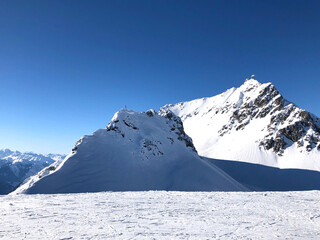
[1, 191, 320, 239]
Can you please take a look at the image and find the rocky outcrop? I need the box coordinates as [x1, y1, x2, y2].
[261, 106, 320, 155]
[159, 109, 197, 152]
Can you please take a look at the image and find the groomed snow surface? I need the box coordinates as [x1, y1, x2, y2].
[1, 191, 320, 239]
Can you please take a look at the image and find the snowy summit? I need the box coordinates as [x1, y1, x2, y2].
[162, 77, 320, 171]
[14, 109, 245, 194]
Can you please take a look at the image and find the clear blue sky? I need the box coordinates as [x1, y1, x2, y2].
[0, 0, 319, 154]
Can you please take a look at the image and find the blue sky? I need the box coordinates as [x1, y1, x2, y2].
[0, 0, 319, 154]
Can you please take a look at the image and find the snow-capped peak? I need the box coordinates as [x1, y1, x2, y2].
[162, 77, 320, 171]
[104, 108, 197, 155]
[14, 109, 245, 194]
[242, 77, 262, 89]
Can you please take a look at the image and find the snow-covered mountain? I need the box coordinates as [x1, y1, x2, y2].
[14, 109, 245, 194]
[0, 149, 65, 194]
[162, 77, 320, 171]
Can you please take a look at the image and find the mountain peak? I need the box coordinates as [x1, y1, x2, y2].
[243, 77, 261, 87]
[162, 77, 320, 171]
[15, 109, 245, 194]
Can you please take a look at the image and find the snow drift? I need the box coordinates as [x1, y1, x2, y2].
[15, 109, 245, 194]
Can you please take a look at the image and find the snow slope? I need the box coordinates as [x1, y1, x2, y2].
[15, 109, 245, 194]
[1, 191, 320, 239]
[162, 78, 320, 171]
[0, 149, 65, 194]
[207, 158, 320, 191]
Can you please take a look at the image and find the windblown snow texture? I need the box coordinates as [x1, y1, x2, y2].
[15, 110, 245, 194]
[0, 149, 65, 194]
[162, 78, 320, 171]
[2, 191, 320, 239]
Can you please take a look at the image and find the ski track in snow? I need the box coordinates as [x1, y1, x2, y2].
[1, 191, 320, 239]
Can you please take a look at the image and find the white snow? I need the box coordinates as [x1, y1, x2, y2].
[14, 109, 245, 194]
[1, 191, 319, 239]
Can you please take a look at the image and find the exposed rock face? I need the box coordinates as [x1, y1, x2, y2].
[162, 78, 320, 170]
[159, 109, 197, 152]
[260, 103, 320, 155]
[201, 79, 320, 155]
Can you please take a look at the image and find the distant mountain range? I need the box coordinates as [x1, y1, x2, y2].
[0, 149, 65, 194]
